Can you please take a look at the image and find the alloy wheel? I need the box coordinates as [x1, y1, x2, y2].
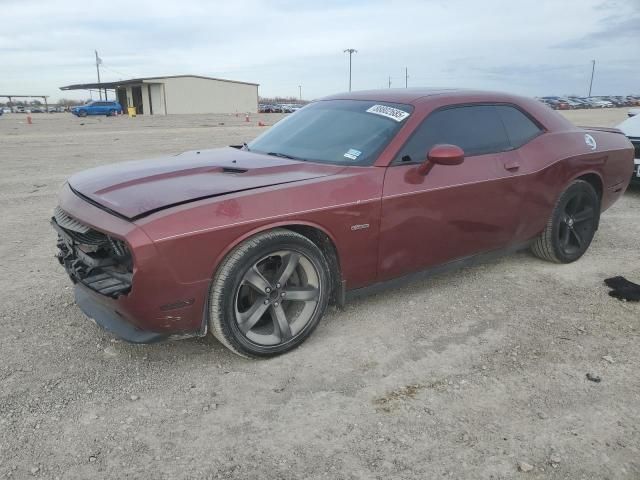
[234, 250, 321, 346]
[558, 190, 596, 256]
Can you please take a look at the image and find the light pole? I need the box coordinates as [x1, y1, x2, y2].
[588, 60, 595, 97]
[95, 50, 103, 100]
[343, 48, 357, 91]
[298, 85, 302, 101]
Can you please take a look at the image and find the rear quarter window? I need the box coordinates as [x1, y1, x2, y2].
[495, 105, 543, 148]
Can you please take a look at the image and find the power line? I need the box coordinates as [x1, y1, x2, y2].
[100, 64, 134, 79]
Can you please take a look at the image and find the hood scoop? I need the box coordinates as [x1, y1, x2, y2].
[222, 166, 248, 174]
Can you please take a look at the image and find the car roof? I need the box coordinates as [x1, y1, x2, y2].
[321, 88, 536, 107]
[322, 88, 461, 104]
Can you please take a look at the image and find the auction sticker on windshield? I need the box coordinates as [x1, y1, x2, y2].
[366, 104, 410, 122]
[343, 148, 362, 160]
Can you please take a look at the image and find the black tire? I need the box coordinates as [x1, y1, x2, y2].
[78, 110, 87, 117]
[209, 229, 331, 358]
[107, 109, 116, 116]
[531, 179, 600, 263]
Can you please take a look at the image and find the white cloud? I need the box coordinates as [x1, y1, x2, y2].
[0, 0, 638, 101]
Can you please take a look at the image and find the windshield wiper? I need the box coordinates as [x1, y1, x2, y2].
[267, 152, 305, 161]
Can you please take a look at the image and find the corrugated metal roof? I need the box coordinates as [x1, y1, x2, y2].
[60, 74, 259, 90]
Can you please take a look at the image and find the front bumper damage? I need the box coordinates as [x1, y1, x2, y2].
[74, 284, 167, 343]
[52, 207, 168, 342]
[52, 207, 132, 298]
[52, 185, 210, 343]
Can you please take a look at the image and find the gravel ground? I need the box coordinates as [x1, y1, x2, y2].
[0, 108, 638, 479]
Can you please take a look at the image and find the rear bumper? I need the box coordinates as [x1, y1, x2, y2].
[632, 159, 640, 185]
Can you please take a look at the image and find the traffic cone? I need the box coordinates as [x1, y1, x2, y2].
[27, 115, 32, 125]
[245, 114, 250, 122]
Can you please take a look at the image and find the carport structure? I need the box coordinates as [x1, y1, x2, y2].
[61, 79, 143, 114]
[1, 94, 49, 110]
[60, 75, 259, 115]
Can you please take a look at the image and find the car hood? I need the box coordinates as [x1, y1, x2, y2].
[618, 114, 640, 137]
[68, 147, 344, 219]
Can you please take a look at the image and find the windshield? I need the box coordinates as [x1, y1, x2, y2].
[248, 99, 413, 166]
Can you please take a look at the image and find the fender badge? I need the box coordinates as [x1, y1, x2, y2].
[584, 133, 597, 151]
[350, 224, 370, 231]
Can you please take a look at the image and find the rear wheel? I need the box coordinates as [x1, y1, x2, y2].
[531, 180, 600, 263]
[209, 229, 331, 358]
[78, 110, 87, 117]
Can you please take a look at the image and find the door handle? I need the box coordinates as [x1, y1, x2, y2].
[504, 160, 520, 171]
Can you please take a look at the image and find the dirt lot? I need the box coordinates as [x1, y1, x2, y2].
[1, 107, 638, 479]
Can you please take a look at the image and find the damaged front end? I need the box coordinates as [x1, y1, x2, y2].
[52, 206, 133, 298]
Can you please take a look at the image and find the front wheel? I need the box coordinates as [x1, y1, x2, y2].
[78, 110, 87, 117]
[209, 229, 331, 358]
[531, 179, 600, 263]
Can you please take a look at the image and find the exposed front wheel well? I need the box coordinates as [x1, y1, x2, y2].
[281, 225, 344, 307]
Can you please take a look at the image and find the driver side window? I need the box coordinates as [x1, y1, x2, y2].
[395, 105, 511, 163]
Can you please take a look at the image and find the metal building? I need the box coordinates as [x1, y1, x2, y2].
[60, 75, 259, 115]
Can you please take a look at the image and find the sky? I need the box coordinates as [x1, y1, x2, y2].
[1, 0, 639, 102]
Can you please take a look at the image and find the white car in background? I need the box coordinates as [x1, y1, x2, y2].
[617, 114, 640, 185]
[590, 99, 614, 108]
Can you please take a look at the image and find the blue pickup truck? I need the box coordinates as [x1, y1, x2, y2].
[71, 101, 123, 117]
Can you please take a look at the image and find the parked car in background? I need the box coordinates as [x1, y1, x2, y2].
[71, 101, 123, 117]
[617, 114, 640, 185]
[52, 88, 634, 357]
[30, 107, 44, 113]
[566, 97, 588, 109]
[586, 98, 614, 108]
[604, 96, 627, 107]
[539, 97, 571, 110]
[1, 108, 10, 114]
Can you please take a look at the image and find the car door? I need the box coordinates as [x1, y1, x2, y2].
[378, 104, 524, 281]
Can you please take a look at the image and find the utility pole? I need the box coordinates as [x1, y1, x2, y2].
[388, 76, 392, 88]
[343, 49, 357, 91]
[298, 85, 302, 101]
[95, 50, 103, 100]
[588, 59, 595, 97]
[405, 67, 408, 88]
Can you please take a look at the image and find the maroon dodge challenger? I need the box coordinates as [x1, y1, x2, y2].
[52, 89, 634, 357]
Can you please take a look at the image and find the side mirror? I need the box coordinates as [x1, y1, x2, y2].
[417, 144, 465, 175]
